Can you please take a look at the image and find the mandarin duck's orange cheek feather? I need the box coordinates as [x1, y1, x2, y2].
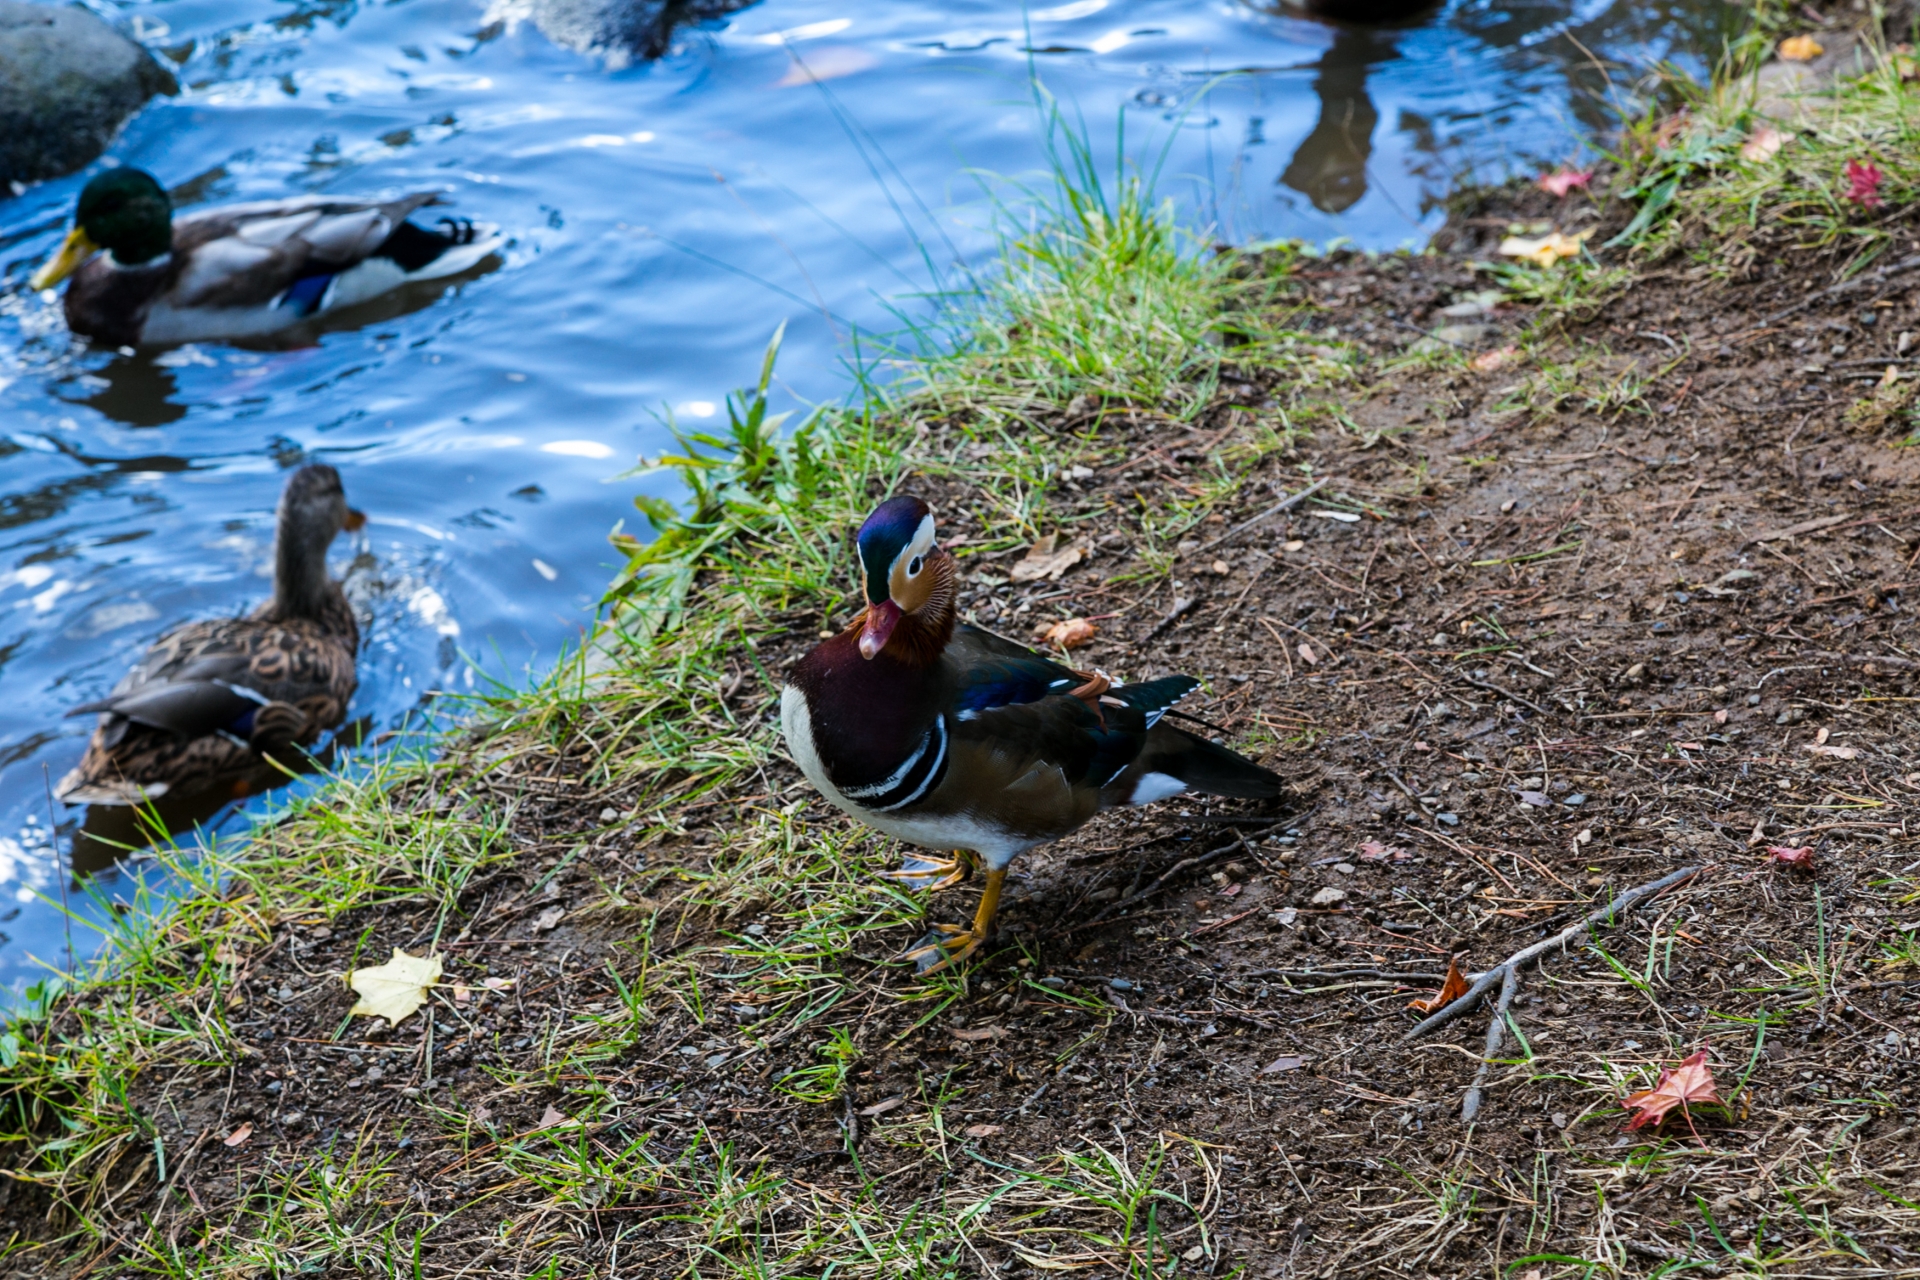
[781, 494, 1282, 975]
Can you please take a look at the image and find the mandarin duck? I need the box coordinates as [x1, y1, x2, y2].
[57, 464, 363, 805]
[29, 167, 500, 347]
[782, 496, 1281, 973]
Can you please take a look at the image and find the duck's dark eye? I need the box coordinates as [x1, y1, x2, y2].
[908, 555, 924, 576]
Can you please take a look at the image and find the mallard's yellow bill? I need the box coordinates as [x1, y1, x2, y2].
[30, 226, 99, 291]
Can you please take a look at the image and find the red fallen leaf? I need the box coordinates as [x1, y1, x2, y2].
[1536, 167, 1594, 197]
[1623, 1046, 1722, 1129]
[1408, 956, 1469, 1013]
[1767, 844, 1815, 868]
[1845, 160, 1886, 210]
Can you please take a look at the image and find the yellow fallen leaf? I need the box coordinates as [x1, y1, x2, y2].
[347, 947, 443, 1026]
[1497, 228, 1595, 267]
[1777, 34, 1823, 62]
[1740, 126, 1789, 163]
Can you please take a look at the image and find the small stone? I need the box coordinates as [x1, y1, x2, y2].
[1550, 1111, 1569, 1129]
[1625, 663, 1646, 680]
[1436, 812, 1459, 827]
[599, 807, 619, 822]
[1109, 978, 1134, 991]
[1563, 793, 1586, 806]
[1332, 862, 1356, 875]
[1040, 975, 1067, 989]
[1517, 791, 1550, 807]
[1310, 887, 1347, 906]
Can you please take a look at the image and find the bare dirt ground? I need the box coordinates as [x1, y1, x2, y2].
[11, 197, 1920, 1277]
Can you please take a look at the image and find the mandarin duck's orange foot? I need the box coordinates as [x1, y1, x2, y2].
[901, 866, 1007, 975]
[902, 923, 988, 975]
[880, 850, 975, 892]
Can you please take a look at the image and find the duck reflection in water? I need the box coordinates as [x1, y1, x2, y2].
[69, 717, 370, 879]
[1280, 25, 1407, 215]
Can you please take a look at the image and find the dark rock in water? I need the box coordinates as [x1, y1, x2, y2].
[0, 1, 177, 191]
[488, 0, 758, 65]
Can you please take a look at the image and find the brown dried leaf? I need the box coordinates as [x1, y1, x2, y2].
[1040, 617, 1099, 650]
[1408, 956, 1470, 1013]
[223, 1122, 253, 1148]
[951, 1025, 1006, 1042]
[1260, 1055, 1305, 1074]
[857, 1096, 906, 1117]
[1741, 126, 1789, 162]
[963, 1123, 1003, 1138]
[1009, 535, 1087, 583]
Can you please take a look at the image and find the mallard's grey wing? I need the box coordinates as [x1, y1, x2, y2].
[167, 194, 444, 311]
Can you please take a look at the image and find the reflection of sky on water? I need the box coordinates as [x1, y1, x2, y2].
[0, 0, 1739, 989]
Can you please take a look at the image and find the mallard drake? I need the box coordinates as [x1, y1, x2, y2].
[782, 496, 1281, 973]
[57, 463, 364, 806]
[28, 167, 500, 347]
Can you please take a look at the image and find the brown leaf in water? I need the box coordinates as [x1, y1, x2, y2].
[1408, 956, 1469, 1013]
[1623, 1047, 1722, 1129]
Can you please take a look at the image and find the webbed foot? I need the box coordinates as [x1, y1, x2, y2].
[880, 850, 975, 892]
[902, 923, 988, 975]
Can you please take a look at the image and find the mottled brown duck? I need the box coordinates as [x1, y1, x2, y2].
[57, 463, 364, 805]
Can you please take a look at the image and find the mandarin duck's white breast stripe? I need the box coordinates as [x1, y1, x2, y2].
[840, 714, 948, 812]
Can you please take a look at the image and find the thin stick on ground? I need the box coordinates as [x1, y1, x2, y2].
[1400, 864, 1705, 1119]
[1460, 965, 1518, 1124]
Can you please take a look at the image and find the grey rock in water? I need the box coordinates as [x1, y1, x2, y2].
[486, 0, 757, 66]
[0, 1, 177, 190]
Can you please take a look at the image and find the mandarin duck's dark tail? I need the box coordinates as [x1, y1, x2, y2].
[1137, 724, 1282, 799]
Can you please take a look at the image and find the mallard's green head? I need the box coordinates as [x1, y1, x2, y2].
[30, 169, 173, 290]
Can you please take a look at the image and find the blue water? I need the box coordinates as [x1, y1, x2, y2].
[0, 0, 1737, 987]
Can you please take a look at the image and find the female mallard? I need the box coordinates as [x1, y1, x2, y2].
[29, 167, 500, 347]
[57, 463, 364, 806]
